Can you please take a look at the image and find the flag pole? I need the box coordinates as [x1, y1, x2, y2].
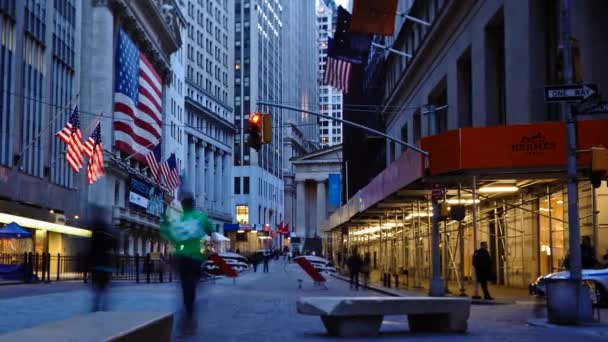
[124, 142, 156, 162]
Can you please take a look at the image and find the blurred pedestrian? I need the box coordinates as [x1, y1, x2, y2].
[263, 253, 270, 273]
[346, 250, 362, 290]
[473, 242, 493, 300]
[361, 253, 371, 289]
[88, 206, 116, 312]
[160, 191, 213, 335]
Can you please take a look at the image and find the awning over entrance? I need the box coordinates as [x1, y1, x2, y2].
[421, 119, 608, 175]
[321, 119, 608, 232]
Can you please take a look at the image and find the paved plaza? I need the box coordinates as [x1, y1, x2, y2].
[0, 261, 605, 341]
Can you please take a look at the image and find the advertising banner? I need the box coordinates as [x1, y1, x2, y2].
[328, 173, 341, 207]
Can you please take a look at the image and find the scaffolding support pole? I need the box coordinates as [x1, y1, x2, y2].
[548, 185, 554, 273]
[458, 185, 466, 296]
[472, 176, 480, 299]
[592, 185, 598, 261]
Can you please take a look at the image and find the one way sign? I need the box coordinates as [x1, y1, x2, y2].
[544, 84, 598, 102]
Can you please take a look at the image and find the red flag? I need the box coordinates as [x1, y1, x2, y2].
[350, 0, 399, 36]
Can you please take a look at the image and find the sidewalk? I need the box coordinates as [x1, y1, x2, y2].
[357, 269, 542, 305]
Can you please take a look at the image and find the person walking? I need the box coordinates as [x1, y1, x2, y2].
[473, 242, 494, 300]
[160, 191, 213, 335]
[88, 206, 116, 312]
[252, 252, 259, 272]
[263, 253, 270, 273]
[346, 251, 362, 290]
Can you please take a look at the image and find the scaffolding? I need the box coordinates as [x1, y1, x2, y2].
[324, 179, 602, 292]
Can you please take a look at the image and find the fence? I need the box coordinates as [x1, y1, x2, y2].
[0, 253, 175, 284]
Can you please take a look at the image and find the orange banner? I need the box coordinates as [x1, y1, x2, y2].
[421, 119, 608, 175]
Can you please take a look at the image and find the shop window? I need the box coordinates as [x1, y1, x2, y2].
[236, 205, 249, 224]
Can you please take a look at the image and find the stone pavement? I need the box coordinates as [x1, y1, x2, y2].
[0, 260, 605, 341]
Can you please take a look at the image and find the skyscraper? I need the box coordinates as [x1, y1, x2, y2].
[232, 0, 284, 229]
[180, 0, 235, 231]
[317, 0, 343, 147]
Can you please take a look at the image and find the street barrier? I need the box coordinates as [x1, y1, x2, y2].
[294, 257, 327, 289]
[208, 253, 238, 279]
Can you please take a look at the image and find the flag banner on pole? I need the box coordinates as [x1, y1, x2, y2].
[113, 29, 162, 163]
[160, 153, 180, 191]
[55, 106, 84, 173]
[324, 38, 353, 93]
[331, 6, 373, 64]
[145, 143, 162, 186]
[84, 123, 105, 184]
[350, 0, 399, 36]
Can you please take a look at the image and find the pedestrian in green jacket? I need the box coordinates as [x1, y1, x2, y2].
[160, 191, 213, 334]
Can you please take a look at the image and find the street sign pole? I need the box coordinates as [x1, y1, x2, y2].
[556, 0, 585, 324]
[428, 105, 444, 297]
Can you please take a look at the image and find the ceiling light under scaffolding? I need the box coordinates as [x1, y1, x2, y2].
[478, 185, 519, 193]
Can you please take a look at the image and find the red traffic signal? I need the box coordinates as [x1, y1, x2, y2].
[250, 113, 261, 125]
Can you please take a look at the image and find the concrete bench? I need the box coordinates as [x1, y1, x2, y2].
[297, 296, 471, 337]
[0, 311, 173, 342]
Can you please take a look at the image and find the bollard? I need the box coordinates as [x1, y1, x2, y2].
[22, 252, 29, 283]
[57, 253, 61, 281]
[34, 253, 39, 280]
[41, 253, 46, 283]
[146, 254, 151, 283]
[135, 254, 140, 283]
[45, 253, 51, 283]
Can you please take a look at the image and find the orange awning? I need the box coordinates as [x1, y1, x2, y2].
[421, 119, 608, 175]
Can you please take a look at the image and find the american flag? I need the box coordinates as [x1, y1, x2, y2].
[145, 143, 162, 186]
[113, 29, 162, 162]
[83, 123, 105, 184]
[55, 106, 84, 173]
[324, 56, 353, 94]
[160, 153, 180, 191]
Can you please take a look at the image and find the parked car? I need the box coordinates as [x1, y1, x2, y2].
[294, 256, 337, 274]
[202, 252, 250, 275]
[529, 266, 608, 306]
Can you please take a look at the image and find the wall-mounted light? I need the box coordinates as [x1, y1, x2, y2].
[74, 215, 79, 219]
[478, 185, 519, 193]
[49, 209, 54, 214]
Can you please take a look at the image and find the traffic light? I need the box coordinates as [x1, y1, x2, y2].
[591, 146, 608, 188]
[262, 114, 272, 144]
[248, 113, 262, 151]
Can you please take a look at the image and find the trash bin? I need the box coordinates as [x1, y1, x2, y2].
[546, 278, 593, 325]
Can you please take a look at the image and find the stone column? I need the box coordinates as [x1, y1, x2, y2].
[316, 179, 327, 238]
[296, 180, 306, 238]
[223, 153, 231, 215]
[215, 151, 222, 211]
[197, 142, 207, 207]
[188, 137, 196, 193]
[207, 146, 216, 208]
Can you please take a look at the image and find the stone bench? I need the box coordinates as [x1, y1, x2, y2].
[0, 311, 173, 342]
[297, 296, 471, 337]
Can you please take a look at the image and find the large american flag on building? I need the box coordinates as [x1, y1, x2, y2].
[55, 106, 84, 173]
[114, 29, 162, 162]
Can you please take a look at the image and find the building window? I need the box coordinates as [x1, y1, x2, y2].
[243, 176, 250, 194]
[236, 205, 249, 224]
[234, 177, 241, 194]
